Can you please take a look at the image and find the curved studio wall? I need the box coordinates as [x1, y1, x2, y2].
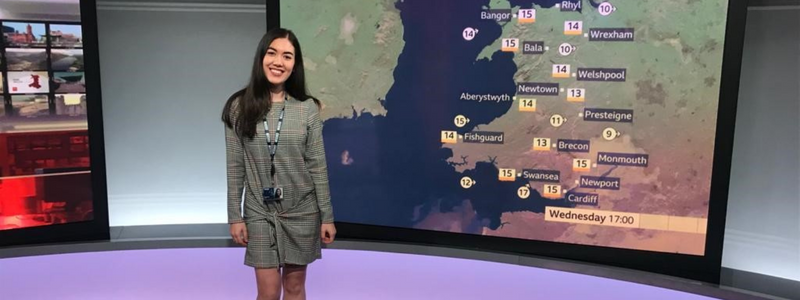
[96, 1, 798, 282]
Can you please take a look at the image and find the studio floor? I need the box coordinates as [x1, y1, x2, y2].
[0, 247, 723, 300]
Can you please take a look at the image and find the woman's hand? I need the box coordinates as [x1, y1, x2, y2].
[321, 223, 337, 244]
[230, 222, 248, 246]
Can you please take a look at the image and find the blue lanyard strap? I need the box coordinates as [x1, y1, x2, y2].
[264, 103, 286, 182]
[263, 105, 286, 161]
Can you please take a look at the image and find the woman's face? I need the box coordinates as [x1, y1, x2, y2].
[263, 37, 295, 87]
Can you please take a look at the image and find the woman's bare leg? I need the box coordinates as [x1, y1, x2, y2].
[255, 268, 282, 300]
[281, 264, 308, 300]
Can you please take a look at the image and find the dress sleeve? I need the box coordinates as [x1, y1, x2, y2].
[225, 100, 246, 224]
[304, 100, 334, 223]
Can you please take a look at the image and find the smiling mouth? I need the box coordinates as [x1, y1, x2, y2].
[269, 67, 285, 76]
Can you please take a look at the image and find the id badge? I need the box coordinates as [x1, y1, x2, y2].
[263, 187, 284, 203]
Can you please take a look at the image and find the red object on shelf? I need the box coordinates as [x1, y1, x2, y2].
[0, 130, 93, 231]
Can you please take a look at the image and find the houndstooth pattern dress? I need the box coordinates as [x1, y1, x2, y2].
[225, 95, 334, 268]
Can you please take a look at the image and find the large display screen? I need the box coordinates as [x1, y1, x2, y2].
[282, 0, 733, 256]
[0, 2, 92, 231]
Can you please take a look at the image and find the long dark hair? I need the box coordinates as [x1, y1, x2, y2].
[221, 28, 319, 139]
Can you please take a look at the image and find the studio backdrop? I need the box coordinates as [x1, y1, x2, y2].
[98, 0, 747, 283]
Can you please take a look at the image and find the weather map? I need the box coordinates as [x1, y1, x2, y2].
[282, 0, 728, 255]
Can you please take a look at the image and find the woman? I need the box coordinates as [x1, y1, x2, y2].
[222, 28, 336, 300]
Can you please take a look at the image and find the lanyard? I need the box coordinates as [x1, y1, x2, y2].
[263, 103, 286, 181]
[263, 106, 285, 159]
